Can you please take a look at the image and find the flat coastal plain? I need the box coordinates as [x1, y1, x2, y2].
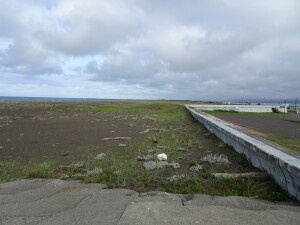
[0, 101, 297, 201]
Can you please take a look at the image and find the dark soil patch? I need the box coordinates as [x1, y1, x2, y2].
[0, 105, 149, 165]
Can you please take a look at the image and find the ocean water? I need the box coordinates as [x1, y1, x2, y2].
[0, 96, 118, 102]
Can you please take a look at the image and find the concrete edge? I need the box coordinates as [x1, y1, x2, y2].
[185, 105, 300, 201]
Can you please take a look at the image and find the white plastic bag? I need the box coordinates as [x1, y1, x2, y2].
[157, 153, 167, 161]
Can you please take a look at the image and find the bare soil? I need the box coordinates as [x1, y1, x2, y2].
[0, 101, 254, 172]
[0, 105, 149, 165]
[0, 101, 292, 201]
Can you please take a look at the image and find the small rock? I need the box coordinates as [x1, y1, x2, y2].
[152, 137, 158, 143]
[60, 175, 70, 180]
[157, 153, 167, 161]
[118, 144, 126, 147]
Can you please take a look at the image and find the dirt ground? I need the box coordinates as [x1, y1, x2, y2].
[0, 101, 254, 171]
[0, 103, 150, 165]
[0, 101, 292, 201]
[213, 113, 300, 139]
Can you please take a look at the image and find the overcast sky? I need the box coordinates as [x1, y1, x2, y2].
[0, 0, 299, 101]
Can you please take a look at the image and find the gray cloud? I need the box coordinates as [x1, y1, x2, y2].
[0, 0, 299, 100]
[36, 0, 143, 56]
[86, 50, 165, 85]
[0, 37, 62, 75]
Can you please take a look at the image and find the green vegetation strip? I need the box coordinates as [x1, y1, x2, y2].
[0, 102, 292, 201]
[269, 133, 300, 152]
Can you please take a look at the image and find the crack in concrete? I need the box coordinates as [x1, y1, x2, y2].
[278, 165, 288, 192]
[68, 194, 93, 210]
[178, 194, 186, 206]
[117, 203, 130, 223]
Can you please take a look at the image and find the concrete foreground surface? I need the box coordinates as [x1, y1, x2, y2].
[1, 179, 300, 225]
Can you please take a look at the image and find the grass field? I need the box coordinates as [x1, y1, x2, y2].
[0, 101, 292, 201]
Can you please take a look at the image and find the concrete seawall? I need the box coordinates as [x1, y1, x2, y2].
[186, 105, 300, 201]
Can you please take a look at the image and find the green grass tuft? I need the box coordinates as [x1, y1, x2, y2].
[26, 161, 57, 178]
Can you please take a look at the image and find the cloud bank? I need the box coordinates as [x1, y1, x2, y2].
[0, 0, 299, 100]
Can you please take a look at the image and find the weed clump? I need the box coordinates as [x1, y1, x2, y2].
[72, 162, 85, 168]
[190, 164, 203, 173]
[72, 173, 85, 178]
[87, 167, 103, 176]
[95, 153, 106, 160]
[201, 154, 230, 165]
[166, 174, 185, 182]
[143, 161, 180, 170]
[143, 161, 169, 170]
[26, 161, 56, 178]
[137, 155, 155, 161]
[168, 162, 180, 169]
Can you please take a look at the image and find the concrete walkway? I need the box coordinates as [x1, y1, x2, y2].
[1, 179, 300, 225]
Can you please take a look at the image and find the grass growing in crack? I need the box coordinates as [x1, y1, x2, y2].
[25, 161, 57, 178]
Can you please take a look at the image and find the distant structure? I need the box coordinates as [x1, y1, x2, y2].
[187, 104, 288, 113]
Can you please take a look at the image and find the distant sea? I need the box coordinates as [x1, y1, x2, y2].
[0, 96, 113, 102]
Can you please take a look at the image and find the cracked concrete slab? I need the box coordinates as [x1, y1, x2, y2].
[1, 179, 300, 225]
[117, 202, 300, 225]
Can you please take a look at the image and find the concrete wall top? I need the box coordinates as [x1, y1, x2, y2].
[186, 105, 300, 170]
[186, 105, 300, 200]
